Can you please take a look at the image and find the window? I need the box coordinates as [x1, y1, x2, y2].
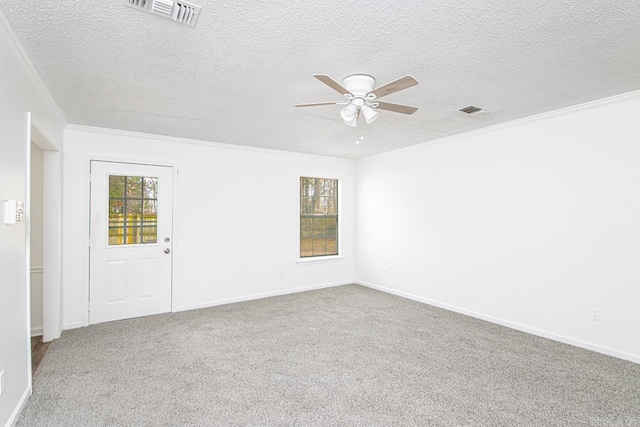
[300, 177, 338, 257]
[108, 175, 158, 245]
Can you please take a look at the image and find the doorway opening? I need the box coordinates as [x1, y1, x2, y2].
[27, 118, 62, 378]
[29, 141, 48, 373]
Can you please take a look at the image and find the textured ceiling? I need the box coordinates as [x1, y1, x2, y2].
[1, 1, 639, 158]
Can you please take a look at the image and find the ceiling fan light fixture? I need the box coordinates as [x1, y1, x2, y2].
[340, 103, 358, 121]
[343, 113, 358, 127]
[361, 105, 379, 124]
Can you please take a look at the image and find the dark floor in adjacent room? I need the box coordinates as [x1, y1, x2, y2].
[30, 336, 50, 376]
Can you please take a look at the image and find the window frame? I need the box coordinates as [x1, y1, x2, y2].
[298, 176, 342, 261]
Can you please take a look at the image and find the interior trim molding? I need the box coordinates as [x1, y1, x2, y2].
[65, 124, 356, 163]
[30, 266, 43, 274]
[380, 89, 640, 159]
[31, 124, 59, 152]
[62, 321, 84, 331]
[30, 327, 43, 337]
[0, 8, 66, 126]
[175, 280, 355, 313]
[356, 280, 640, 365]
[5, 385, 31, 427]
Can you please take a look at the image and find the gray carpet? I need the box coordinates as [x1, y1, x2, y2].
[19, 285, 640, 426]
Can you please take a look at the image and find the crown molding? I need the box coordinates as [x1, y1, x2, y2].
[366, 89, 640, 159]
[65, 124, 357, 163]
[0, 7, 67, 126]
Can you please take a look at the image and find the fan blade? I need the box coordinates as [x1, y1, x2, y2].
[368, 75, 418, 99]
[295, 101, 340, 107]
[375, 101, 418, 115]
[314, 74, 353, 96]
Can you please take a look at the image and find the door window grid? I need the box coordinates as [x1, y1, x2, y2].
[300, 177, 338, 257]
[108, 175, 158, 245]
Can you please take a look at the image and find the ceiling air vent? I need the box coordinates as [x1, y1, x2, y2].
[123, 0, 201, 27]
[150, 0, 173, 18]
[459, 105, 487, 115]
[125, 0, 147, 10]
[171, 1, 199, 26]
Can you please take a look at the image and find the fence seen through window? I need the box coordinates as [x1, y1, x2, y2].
[108, 175, 158, 245]
[300, 177, 338, 257]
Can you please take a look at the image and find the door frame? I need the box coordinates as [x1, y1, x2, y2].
[28, 118, 63, 344]
[83, 154, 179, 327]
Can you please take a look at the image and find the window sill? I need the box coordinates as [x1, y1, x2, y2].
[296, 255, 345, 264]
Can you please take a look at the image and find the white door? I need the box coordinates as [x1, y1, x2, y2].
[89, 161, 173, 324]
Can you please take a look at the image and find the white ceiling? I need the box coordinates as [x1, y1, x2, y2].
[1, 1, 639, 158]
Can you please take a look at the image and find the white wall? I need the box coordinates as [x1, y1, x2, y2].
[0, 10, 65, 427]
[356, 92, 640, 363]
[29, 143, 43, 337]
[62, 127, 356, 328]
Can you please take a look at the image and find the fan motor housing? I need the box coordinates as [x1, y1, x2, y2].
[342, 75, 376, 96]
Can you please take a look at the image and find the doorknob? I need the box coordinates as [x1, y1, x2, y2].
[164, 248, 171, 254]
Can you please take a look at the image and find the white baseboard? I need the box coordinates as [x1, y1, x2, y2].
[64, 282, 356, 330]
[62, 321, 84, 330]
[5, 385, 31, 427]
[30, 327, 42, 337]
[357, 280, 640, 364]
[175, 280, 355, 312]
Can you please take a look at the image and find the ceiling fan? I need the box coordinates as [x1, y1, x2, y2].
[295, 74, 419, 127]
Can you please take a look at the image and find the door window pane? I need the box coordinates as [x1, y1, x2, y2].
[143, 177, 158, 199]
[109, 176, 125, 198]
[127, 200, 142, 219]
[126, 176, 142, 198]
[108, 175, 158, 245]
[144, 200, 157, 215]
[142, 227, 158, 244]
